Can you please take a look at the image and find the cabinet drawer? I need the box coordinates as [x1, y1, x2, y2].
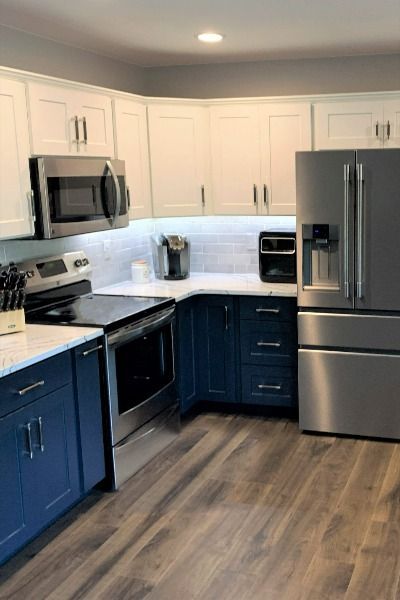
[0, 352, 72, 418]
[239, 296, 297, 322]
[241, 365, 297, 407]
[240, 320, 297, 366]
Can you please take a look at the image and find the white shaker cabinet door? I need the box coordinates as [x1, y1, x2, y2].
[383, 99, 400, 148]
[0, 78, 34, 239]
[148, 104, 208, 217]
[210, 105, 261, 215]
[259, 103, 311, 215]
[114, 99, 152, 219]
[314, 100, 383, 149]
[28, 82, 114, 157]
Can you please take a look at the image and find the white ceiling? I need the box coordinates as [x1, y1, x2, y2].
[0, 0, 399, 67]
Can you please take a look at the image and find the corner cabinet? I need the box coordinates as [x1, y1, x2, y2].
[314, 97, 400, 149]
[147, 104, 210, 217]
[114, 99, 152, 219]
[0, 78, 34, 240]
[28, 82, 114, 157]
[210, 103, 311, 216]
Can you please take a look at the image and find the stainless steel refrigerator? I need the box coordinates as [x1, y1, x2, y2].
[296, 149, 400, 439]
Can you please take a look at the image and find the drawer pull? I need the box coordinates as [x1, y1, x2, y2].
[258, 384, 282, 391]
[257, 341, 281, 347]
[18, 380, 45, 396]
[256, 308, 280, 314]
[82, 344, 103, 357]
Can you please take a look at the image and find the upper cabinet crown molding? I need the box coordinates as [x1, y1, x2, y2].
[28, 82, 114, 157]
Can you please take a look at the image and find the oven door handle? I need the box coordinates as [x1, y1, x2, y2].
[107, 306, 175, 347]
[114, 404, 178, 450]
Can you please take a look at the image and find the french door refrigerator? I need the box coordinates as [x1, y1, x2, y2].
[296, 149, 400, 439]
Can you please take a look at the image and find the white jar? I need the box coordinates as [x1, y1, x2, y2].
[131, 259, 150, 284]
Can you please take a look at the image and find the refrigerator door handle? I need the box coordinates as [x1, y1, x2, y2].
[343, 164, 351, 299]
[356, 163, 364, 299]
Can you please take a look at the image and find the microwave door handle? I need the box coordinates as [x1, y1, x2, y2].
[106, 160, 121, 226]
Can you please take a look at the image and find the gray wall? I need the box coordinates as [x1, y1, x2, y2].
[144, 53, 400, 98]
[0, 24, 146, 94]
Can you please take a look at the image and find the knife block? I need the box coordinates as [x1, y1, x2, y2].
[0, 309, 26, 335]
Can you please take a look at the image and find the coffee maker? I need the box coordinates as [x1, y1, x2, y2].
[152, 234, 190, 280]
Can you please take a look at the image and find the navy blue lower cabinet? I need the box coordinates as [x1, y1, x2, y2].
[73, 340, 106, 492]
[241, 365, 296, 407]
[176, 299, 198, 414]
[196, 296, 237, 403]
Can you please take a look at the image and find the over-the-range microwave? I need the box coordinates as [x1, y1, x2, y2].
[29, 157, 129, 239]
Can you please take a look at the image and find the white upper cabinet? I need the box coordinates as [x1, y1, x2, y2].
[114, 99, 152, 219]
[0, 78, 34, 240]
[210, 103, 311, 216]
[147, 104, 209, 217]
[210, 105, 261, 215]
[28, 82, 114, 157]
[259, 103, 311, 215]
[314, 98, 400, 149]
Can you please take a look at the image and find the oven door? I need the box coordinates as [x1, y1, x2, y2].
[105, 306, 177, 446]
[30, 157, 129, 238]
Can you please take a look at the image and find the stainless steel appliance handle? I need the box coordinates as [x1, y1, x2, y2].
[28, 190, 36, 223]
[224, 305, 229, 330]
[82, 116, 88, 144]
[106, 160, 121, 226]
[82, 344, 103, 357]
[356, 163, 364, 299]
[256, 307, 280, 314]
[24, 422, 34, 459]
[258, 384, 282, 390]
[74, 116, 80, 145]
[253, 184, 258, 206]
[256, 341, 281, 347]
[260, 237, 296, 255]
[18, 380, 45, 396]
[35, 416, 45, 452]
[263, 184, 268, 209]
[343, 164, 350, 299]
[115, 405, 177, 449]
[108, 306, 175, 347]
[201, 185, 205, 208]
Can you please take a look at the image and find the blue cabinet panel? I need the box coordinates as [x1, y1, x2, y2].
[73, 341, 106, 492]
[241, 365, 297, 407]
[176, 299, 198, 414]
[240, 320, 297, 366]
[197, 296, 237, 403]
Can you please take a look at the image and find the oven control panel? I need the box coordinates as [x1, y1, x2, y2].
[20, 251, 92, 293]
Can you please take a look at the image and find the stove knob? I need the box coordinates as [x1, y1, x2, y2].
[74, 259, 83, 268]
[82, 258, 89, 266]
[26, 270, 35, 278]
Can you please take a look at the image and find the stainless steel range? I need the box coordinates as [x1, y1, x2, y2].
[22, 251, 180, 489]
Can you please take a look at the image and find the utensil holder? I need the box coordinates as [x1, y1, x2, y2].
[0, 309, 26, 335]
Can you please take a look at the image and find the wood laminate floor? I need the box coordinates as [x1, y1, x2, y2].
[1, 413, 400, 600]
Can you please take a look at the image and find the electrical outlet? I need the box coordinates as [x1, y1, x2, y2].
[103, 240, 112, 261]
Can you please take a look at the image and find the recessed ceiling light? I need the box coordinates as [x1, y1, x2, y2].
[197, 32, 224, 43]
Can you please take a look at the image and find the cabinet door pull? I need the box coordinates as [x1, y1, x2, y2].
[74, 116, 80, 144]
[256, 341, 281, 347]
[263, 184, 268, 208]
[35, 416, 45, 452]
[255, 307, 280, 314]
[18, 380, 45, 396]
[253, 184, 258, 206]
[127, 186, 131, 209]
[258, 384, 282, 391]
[82, 116, 88, 144]
[82, 344, 103, 357]
[224, 306, 229, 330]
[201, 185, 205, 208]
[386, 120, 391, 140]
[24, 422, 34, 459]
[375, 121, 379, 138]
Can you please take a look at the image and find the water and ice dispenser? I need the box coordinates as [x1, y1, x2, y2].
[302, 224, 340, 290]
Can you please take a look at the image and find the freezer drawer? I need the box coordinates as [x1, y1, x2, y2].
[299, 349, 400, 439]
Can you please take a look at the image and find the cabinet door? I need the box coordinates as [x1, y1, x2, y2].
[176, 299, 198, 414]
[0, 411, 26, 562]
[260, 103, 311, 215]
[314, 100, 383, 149]
[210, 105, 261, 215]
[114, 99, 152, 219]
[148, 104, 208, 216]
[197, 296, 237, 403]
[74, 341, 106, 492]
[76, 91, 114, 157]
[0, 78, 34, 239]
[383, 99, 400, 148]
[18, 384, 81, 531]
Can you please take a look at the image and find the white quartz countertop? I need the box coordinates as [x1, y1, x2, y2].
[96, 273, 297, 302]
[0, 324, 103, 378]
